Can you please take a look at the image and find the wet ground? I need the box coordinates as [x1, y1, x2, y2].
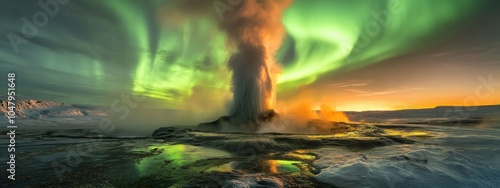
[1, 121, 499, 187]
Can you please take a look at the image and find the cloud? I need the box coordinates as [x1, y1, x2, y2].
[429, 52, 452, 58]
[329, 80, 370, 88]
[346, 87, 425, 97]
[357, 90, 404, 96]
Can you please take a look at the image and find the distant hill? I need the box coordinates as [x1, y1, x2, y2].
[0, 99, 109, 119]
[345, 105, 500, 123]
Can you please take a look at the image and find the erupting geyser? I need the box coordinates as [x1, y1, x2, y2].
[165, 0, 292, 131]
[222, 0, 292, 122]
[229, 44, 274, 122]
[197, 0, 293, 131]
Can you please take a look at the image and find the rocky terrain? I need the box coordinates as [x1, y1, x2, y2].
[1, 100, 499, 187]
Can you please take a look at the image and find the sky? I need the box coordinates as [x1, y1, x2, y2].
[1, 0, 499, 112]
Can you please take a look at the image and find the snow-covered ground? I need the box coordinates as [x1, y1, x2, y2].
[313, 125, 500, 187]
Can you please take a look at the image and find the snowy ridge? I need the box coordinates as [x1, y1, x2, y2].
[0, 99, 109, 119]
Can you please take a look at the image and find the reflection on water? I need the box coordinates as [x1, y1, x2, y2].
[133, 144, 232, 176]
[264, 160, 304, 173]
[384, 129, 431, 138]
[105, 143, 233, 185]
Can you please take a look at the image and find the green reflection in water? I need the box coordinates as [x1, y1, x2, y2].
[265, 160, 304, 173]
[132, 144, 232, 177]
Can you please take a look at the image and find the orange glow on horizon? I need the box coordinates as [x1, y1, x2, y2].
[281, 102, 350, 122]
[279, 88, 499, 112]
[335, 100, 500, 112]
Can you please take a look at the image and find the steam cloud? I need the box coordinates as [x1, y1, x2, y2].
[221, 0, 292, 121]
[164, 0, 292, 122]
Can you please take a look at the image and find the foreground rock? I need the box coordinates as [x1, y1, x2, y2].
[197, 110, 279, 132]
[153, 124, 414, 154]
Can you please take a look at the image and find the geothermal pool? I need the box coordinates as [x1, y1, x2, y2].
[1, 118, 499, 188]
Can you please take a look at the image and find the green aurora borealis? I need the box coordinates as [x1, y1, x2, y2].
[112, 0, 483, 107]
[1, 0, 496, 111]
[280, 0, 481, 88]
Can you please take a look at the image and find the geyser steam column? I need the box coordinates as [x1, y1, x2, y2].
[220, 0, 292, 123]
[229, 45, 274, 121]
